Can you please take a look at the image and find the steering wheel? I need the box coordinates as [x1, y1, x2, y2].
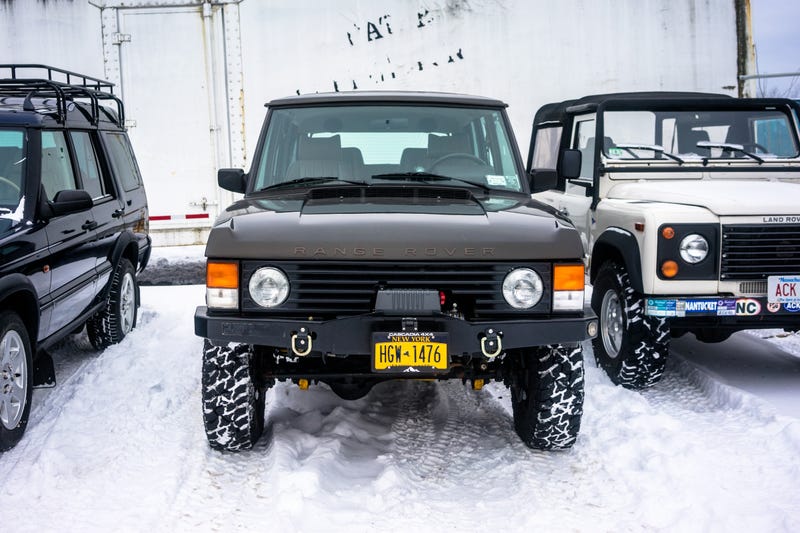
[0, 175, 20, 195]
[429, 153, 487, 170]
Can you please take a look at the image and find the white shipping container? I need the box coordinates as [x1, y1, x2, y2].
[0, 0, 755, 245]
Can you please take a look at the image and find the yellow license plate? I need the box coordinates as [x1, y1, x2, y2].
[373, 332, 448, 373]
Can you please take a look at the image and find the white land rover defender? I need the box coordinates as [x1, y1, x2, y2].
[527, 92, 800, 389]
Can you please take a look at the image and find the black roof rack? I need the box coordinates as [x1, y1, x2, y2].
[0, 64, 125, 128]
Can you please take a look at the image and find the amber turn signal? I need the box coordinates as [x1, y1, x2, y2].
[661, 260, 679, 278]
[207, 261, 239, 288]
[554, 264, 585, 291]
[661, 226, 675, 239]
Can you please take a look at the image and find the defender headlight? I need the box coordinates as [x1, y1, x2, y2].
[679, 234, 709, 264]
[249, 267, 290, 308]
[502, 268, 543, 309]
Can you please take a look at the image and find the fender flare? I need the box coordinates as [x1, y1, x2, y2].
[0, 274, 40, 347]
[98, 231, 139, 300]
[591, 228, 644, 293]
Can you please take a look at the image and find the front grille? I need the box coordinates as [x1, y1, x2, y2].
[721, 224, 800, 280]
[241, 261, 552, 319]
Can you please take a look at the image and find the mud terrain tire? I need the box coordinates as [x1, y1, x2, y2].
[202, 340, 267, 451]
[511, 344, 584, 450]
[592, 261, 669, 389]
[87, 259, 138, 349]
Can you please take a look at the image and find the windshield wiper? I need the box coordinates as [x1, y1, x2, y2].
[371, 172, 492, 192]
[696, 141, 765, 164]
[614, 143, 686, 164]
[258, 176, 368, 192]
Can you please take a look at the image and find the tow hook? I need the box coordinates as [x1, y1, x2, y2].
[480, 328, 502, 359]
[291, 327, 312, 356]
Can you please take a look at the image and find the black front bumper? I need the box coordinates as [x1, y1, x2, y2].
[195, 306, 597, 357]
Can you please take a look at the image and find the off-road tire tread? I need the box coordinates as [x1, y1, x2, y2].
[87, 259, 137, 349]
[512, 344, 584, 450]
[201, 339, 265, 451]
[592, 261, 669, 390]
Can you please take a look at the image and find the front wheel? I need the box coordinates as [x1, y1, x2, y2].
[0, 311, 33, 452]
[510, 344, 584, 450]
[202, 340, 269, 451]
[591, 261, 669, 389]
[87, 258, 138, 349]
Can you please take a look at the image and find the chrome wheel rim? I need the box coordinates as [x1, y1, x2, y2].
[119, 273, 136, 335]
[1, 329, 27, 430]
[600, 289, 624, 359]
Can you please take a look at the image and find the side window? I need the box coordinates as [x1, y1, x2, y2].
[531, 126, 563, 170]
[70, 132, 106, 199]
[103, 132, 142, 192]
[41, 131, 77, 200]
[572, 119, 596, 179]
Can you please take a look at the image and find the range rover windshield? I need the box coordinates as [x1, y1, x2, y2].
[0, 129, 25, 216]
[253, 105, 524, 193]
[601, 108, 800, 162]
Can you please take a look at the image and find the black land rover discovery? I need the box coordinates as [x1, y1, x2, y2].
[195, 91, 597, 451]
[0, 65, 150, 451]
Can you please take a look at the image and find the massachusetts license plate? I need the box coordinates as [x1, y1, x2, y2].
[768, 275, 800, 303]
[372, 332, 448, 373]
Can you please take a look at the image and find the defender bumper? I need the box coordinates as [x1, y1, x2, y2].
[645, 295, 800, 330]
[195, 306, 597, 357]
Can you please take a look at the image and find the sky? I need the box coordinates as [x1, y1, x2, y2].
[751, 0, 800, 96]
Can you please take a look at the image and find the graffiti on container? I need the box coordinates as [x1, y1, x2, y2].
[347, 16, 393, 46]
[295, 10, 466, 95]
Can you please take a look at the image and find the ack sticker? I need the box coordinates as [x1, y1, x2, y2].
[486, 175, 508, 186]
[608, 147, 624, 157]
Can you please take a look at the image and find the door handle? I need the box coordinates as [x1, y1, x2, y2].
[82, 220, 98, 230]
[112, 208, 125, 218]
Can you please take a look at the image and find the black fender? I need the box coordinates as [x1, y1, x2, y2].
[98, 231, 140, 301]
[590, 228, 644, 293]
[0, 273, 40, 350]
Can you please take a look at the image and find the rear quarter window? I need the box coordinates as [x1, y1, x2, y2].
[103, 132, 142, 192]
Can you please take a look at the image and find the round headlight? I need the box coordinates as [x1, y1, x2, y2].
[679, 234, 709, 264]
[249, 267, 289, 308]
[502, 268, 543, 309]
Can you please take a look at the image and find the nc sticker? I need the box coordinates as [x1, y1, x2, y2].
[735, 299, 761, 316]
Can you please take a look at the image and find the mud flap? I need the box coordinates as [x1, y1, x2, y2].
[33, 350, 56, 388]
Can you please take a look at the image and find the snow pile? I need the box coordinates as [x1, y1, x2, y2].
[0, 285, 798, 532]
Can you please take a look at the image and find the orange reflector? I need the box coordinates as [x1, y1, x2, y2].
[472, 379, 485, 391]
[662, 226, 675, 239]
[634, 222, 645, 232]
[298, 379, 309, 390]
[554, 264, 585, 291]
[207, 261, 239, 288]
[661, 260, 679, 278]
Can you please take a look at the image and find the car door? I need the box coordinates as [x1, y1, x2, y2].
[558, 116, 596, 252]
[40, 130, 98, 337]
[69, 130, 125, 291]
[101, 131, 149, 266]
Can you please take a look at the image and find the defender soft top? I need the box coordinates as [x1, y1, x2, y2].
[0, 64, 125, 129]
[266, 91, 508, 108]
[533, 91, 800, 126]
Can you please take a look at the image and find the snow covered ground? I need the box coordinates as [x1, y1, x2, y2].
[2, 259, 800, 531]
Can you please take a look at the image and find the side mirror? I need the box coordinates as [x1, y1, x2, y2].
[529, 169, 558, 193]
[218, 168, 247, 194]
[50, 189, 93, 216]
[560, 150, 582, 180]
